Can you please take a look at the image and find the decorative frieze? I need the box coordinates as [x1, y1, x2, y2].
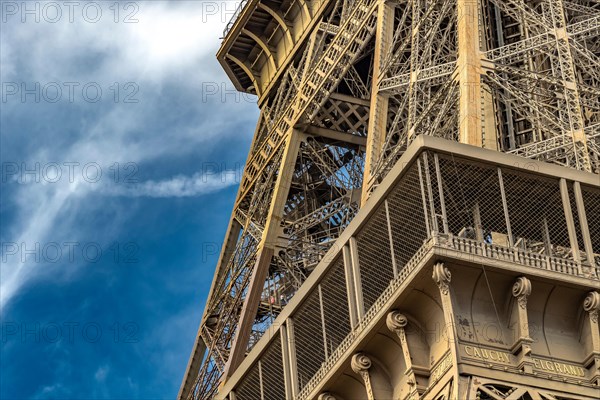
[460, 344, 588, 379]
[463, 345, 511, 364]
[429, 351, 453, 388]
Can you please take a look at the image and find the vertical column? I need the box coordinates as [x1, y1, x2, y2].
[434, 153, 449, 234]
[454, 376, 472, 400]
[473, 202, 484, 241]
[257, 360, 265, 400]
[583, 292, 600, 385]
[280, 323, 293, 400]
[343, 244, 359, 329]
[318, 284, 329, 359]
[362, 0, 395, 204]
[541, 217, 552, 256]
[349, 237, 365, 319]
[423, 153, 439, 234]
[287, 319, 299, 397]
[384, 200, 399, 279]
[559, 178, 581, 265]
[225, 130, 303, 377]
[497, 168, 514, 247]
[481, 82, 498, 150]
[417, 159, 432, 236]
[406, 0, 423, 141]
[573, 182, 596, 269]
[343, 238, 365, 326]
[457, 0, 483, 146]
[281, 319, 299, 398]
[544, 0, 591, 171]
[510, 276, 534, 373]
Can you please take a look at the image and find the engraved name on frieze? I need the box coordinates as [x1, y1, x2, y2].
[461, 344, 587, 378]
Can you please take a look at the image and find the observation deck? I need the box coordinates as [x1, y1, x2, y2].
[214, 136, 600, 400]
[217, 0, 334, 103]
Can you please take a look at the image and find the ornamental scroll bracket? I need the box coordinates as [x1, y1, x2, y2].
[510, 276, 534, 373]
[583, 291, 600, 385]
[386, 310, 418, 390]
[317, 392, 339, 400]
[432, 262, 451, 295]
[351, 353, 375, 400]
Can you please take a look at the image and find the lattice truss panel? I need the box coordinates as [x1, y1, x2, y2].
[186, 0, 600, 398]
[367, 0, 600, 193]
[474, 379, 583, 400]
[187, 0, 379, 398]
[225, 152, 599, 400]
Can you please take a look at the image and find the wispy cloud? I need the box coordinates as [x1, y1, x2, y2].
[1, 1, 257, 310]
[1, 1, 229, 84]
[94, 365, 109, 383]
[105, 171, 241, 198]
[1, 2, 253, 397]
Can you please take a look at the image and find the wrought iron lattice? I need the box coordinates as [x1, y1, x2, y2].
[181, 0, 600, 398]
[222, 150, 599, 400]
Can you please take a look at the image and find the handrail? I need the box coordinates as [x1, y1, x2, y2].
[223, 0, 250, 37]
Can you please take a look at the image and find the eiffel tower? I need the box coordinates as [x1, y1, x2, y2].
[179, 1, 600, 399]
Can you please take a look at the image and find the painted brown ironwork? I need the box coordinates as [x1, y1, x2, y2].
[180, 1, 600, 399]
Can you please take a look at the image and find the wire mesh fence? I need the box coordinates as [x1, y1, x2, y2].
[293, 287, 326, 390]
[386, 164, 430, 275]
[260, 333, 286, 400]
[319, 257, 353, 360]
[581, 185, 600, 267]
[502, 171, 570, 256]
[234, 357, 262, 399]
[437, 154, 507, 241]
[356, 203, 396, 311]
[229, 149, 599, 399]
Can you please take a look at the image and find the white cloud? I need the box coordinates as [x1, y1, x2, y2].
[105, 170, 241, 198]
[0, 1, 235, 83]
[1, 180, 84, 307]
[0, 0, 257, 310]
[94, 365, 109, 382]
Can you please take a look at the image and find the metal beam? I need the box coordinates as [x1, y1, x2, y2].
[224, 130, 304, 378]
[242, 28, 278, 72]
[457, 0, 483, 146]
[303, 125, 367, 146]
[560, 178, 581, 264]
[226, 54, 262, 97]
[573, 181, 596, 265]
[257, 2, 294, 48]
[362, 0, 394, 203]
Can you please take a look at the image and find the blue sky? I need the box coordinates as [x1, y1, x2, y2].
[0, 1, 257, 398]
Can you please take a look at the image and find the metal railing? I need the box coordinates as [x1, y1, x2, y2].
[440, 234, 598, 279]
[222, 148, 600, 400]
[226, 230, 598, 399]
[296, 233, 598, 399]
[223, 0, 249, 38]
